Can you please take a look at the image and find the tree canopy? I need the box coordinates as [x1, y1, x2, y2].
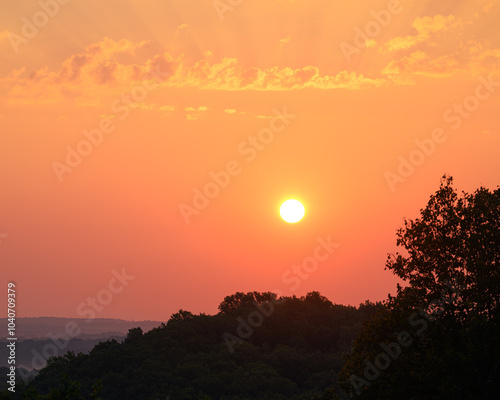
[13, 292, 381, 400]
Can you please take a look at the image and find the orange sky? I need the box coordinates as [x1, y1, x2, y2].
[1, 0, 500, 321]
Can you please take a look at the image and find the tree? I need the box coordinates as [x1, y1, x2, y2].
[387, 175, 500, 322]
[337, 176, 500, 399]
[21, 379, 103, 400]
[169, 309, 194, 322]
[124, 327, 143, 344]
[218, 291, 279, 315]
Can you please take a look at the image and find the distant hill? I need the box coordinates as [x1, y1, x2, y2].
[0, 318, 162, 370]
[0, 336, 126, 370]
[0, 317, 162, 340]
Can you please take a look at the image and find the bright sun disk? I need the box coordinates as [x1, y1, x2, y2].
[280, 199, 305, 223]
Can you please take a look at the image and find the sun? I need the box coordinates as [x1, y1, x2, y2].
[280, 199, 305, 223]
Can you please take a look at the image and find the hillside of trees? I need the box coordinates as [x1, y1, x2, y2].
[3, 176, 499, 400]
[10, 292, 382, 400]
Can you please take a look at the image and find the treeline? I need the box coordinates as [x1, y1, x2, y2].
[13, 292, 382, 400]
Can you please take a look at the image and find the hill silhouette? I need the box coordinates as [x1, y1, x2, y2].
[13, 292, 382, 400]
[0, 318, 162, 340]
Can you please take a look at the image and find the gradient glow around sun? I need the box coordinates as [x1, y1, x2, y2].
[280, 199, 305, 223]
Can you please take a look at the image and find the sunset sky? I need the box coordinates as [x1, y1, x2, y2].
[1, 0, 500, 321]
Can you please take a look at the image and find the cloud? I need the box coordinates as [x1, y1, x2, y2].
[224, 109, 237, 114]
[85, 37, 150, 56]
[468, 47, 500, 74]
[185, 106, 208, 112]
[121, 103, 176, 112]
[382, 51, 460, 80]
[366, 39, 377, 49]
[380, 14, 500, 81]
[380, 15, 463, 53]
[483, 1, 495, 13]
[382, 45, 500, 81]
[0, 38, 180, 104]
[177, 60, 383, 90]
[0, 38, 384, 104]
[183, 105, 209, 120]
[279, 37, 291, 50]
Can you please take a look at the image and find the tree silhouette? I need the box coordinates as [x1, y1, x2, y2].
[218, 291, 279, 315]
[338, 175, 500, 399]
[22, 292, 375, 400]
